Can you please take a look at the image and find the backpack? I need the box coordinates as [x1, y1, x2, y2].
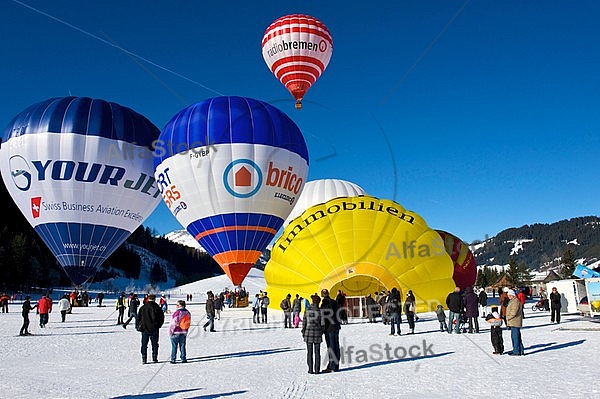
[179, 312, 191, 330]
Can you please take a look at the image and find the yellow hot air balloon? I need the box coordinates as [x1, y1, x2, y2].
[265, 195, 456, 312]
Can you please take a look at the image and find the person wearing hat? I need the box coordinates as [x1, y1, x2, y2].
[506, 289, 525, 356]
[136, 294, 165, 364]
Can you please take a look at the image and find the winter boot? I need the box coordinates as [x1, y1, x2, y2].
[142, 357, 147, 364]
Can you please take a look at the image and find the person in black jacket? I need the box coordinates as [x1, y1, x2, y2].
[549, 287, 561, 324]
[20, 296, 37, 336]
[203, 291, 216, 332]
[136, 294, 165, 364]
[320, 289, 341, 373]
[445, 287, 464, 334]
[387, 288, 402, 335]
[478, 289, 488, 317]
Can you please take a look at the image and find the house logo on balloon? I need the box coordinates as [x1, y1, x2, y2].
[223, 159, 263, 198]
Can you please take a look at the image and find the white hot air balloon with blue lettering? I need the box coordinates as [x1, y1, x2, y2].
[0, 97, 161, 285]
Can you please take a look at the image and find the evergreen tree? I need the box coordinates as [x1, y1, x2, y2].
[476, 267, 489, 288]
[506, 256, 533, 287]
[560, 247, 577, 278]
[149, 262, 167, 284]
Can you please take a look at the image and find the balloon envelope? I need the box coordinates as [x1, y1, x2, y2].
[0, 97, 161, 285]
[265, 195, 456, 312]
[262, 14, 333, 109]
[436, 230, 477, 289]
[283, 178, 366, 226]
[154, 96, 309, 286]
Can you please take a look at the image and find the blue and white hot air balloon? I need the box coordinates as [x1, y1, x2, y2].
[0, 97, 161, 285]
[154, 96, 309, 286]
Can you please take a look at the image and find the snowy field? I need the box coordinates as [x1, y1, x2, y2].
[1, 274, 599, 399]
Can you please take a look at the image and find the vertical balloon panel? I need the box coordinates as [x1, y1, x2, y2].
[154, 96, 309, 286]
[0, 97, 161, 285]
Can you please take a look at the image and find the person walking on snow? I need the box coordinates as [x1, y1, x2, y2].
[123, 294, 140, 329]
[58, 294, 71, 322]
[37, 293, 52, 328]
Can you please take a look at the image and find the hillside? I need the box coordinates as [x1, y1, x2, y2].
[470, 216, 600, 270]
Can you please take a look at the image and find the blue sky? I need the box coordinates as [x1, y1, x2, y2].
[1, 0, 599, 244]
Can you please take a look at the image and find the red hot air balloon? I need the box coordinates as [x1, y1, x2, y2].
[436, 230, 477, 289]
[262, 14, 333, 109]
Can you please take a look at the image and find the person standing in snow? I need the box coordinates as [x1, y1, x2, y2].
[169, 300, 191, 364]
[57, 294, 71, 322]
[122, 294, 140, 329]
[445, 287, 463, 334]
[203, 291, 216, 332]
[96, 292, 104, 307]
[485, 306, 504, 354]
[20, 296, 37, 336]
[478, 288, 488, 317]
[280, 294, 292, 328]
[252, 294, 261, 324]
[260, 292, 270, 323]
[37, 293, 52, 328]
[302, 294, 324, 374]
[499, 287, 510, 325]
[320, 288, 341, 373]
[292, 294, 302, 328]
[506, 290, 525, 356]
[0, 293, 10, 313]
[550, 287, 561, 324]
[463, 286, 479, 333]
[387, 288, 401, 335]
[435, 305, 448, 332]
[403, 291, 416, 335]
[335, 290, 348, 325]
[516, 289, 527, 319]
[136, 294, 165, 364]
[116, 292, 127, 325]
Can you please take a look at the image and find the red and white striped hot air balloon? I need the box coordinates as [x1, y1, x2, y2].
[262, 14, 333, 109]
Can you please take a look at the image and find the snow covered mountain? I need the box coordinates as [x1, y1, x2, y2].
[469, 216, 600, 271]
[163, 229, 207, 252]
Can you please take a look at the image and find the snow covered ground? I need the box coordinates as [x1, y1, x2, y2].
[1, 272, 599, 399]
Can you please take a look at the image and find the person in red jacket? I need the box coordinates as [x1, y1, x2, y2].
[517, 289, 527, 319]
[37, 293, 53, 328]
